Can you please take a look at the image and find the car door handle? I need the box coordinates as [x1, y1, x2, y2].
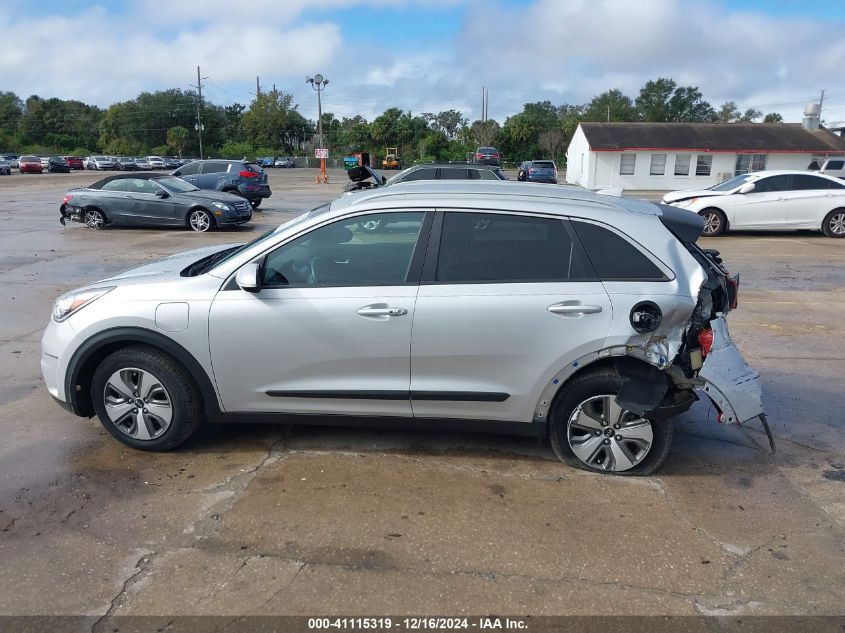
[547, 303, 603, 315]
[357, 305, 408, 317]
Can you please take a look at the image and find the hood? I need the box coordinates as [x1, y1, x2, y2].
[662, 189, 726, 204]
[101, 243, 238, 283]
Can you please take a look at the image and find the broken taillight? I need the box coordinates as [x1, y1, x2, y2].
[698, 329, 714, 357]
[726, 274, 739, 310]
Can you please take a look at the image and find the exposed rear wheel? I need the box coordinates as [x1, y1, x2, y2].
[91, 346, 201, 451]
[188, 208, 213, 232]
[822, 209, 845, 238]
[699, 208, 727, 236]
[84, 208, 105, 230]
[549, 368, 673, 475]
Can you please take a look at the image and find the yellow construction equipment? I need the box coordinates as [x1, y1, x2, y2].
[382, 147, 400, 170]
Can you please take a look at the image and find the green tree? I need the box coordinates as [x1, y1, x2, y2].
[241, 89, 300, 151]
[739, 107, 762, 122]
[717, 101, 741, 123]
[166, 126, 189, 157]
[583, 90, 635, 122]
[635, 78, 677, 121]
[0, 91, 23, 136]
[763, 112, 784, 123]
[636, 78, 715, 122]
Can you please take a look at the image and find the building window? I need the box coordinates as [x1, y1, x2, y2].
[674, 154, 690, 176]
[649, 154, 667, 176]
[620, 154, 636, 175]
[696, 154, 713, 176]
[735, 154, 767, 175]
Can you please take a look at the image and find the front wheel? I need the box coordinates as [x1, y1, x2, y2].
[822, 208, 845, 238]
[91, 346, 201, 451]
[250, 199, 262, 209]
[188, 209, 213, 232]
[548, 369, 673, 475]
[699, 208, 727, 236]
[84, 208, 105, 229]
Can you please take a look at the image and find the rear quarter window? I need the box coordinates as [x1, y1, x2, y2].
[571, 221, 667, 281]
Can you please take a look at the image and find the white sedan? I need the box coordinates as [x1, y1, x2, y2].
[662, 170, 845, 238]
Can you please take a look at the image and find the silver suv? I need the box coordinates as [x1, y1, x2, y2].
[41, 182, 764, 475]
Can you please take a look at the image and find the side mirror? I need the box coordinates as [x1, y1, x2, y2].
[235, 262, 261, 293]
[155, 189, 168, 198]
[739, 182, 756, 194]
[173, 170, 181, 177]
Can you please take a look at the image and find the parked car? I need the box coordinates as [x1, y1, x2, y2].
[518, 160, 558, 183]
[275, 157, 295, 168]
[134, 157, 152, 170]
[63, 156, 84, 170]
[2, 154, 19, 169]
[86, 156, 115, 170]
[115, 157, 139, 171]
[0, 158, 10, 175]
[819, 158, 845, 179]
[46, 156, 70, 173]
[171, 159, 271, 209]
[58, 173, 253, 232]
[147, 156, 166, 170]
[40, 156, 51, 170]
[472, 146, 501, 166]
[41, 181, 762, 475]
[19, 155, 43, 174]
[258, 156, 276, 169]
[164, 157, 181, 169]
[662, 170, 845, 238]
[384, 163, 507, 185]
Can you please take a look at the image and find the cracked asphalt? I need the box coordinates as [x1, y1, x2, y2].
[0, 169, 843, 620]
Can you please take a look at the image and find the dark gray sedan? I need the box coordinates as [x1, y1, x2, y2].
[59, 173, 252, 232]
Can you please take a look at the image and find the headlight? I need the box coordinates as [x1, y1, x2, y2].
[212, 201, 232, 211]
[52, 287, 114, 322]
[673, 198, 696, 208]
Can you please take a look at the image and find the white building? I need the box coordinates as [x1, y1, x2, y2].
[566, 121, 845, 191]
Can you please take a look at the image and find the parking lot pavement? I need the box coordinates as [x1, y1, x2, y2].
[0, 169, 843, 618]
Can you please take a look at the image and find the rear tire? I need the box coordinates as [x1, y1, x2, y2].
[699, 208, 727, 236]
[250, 199, 262, 209]
[91, 346, 201, 451]
[84, 208, 106, 230]
[822, 209, 845, 238]
[548, 368, 673, 476]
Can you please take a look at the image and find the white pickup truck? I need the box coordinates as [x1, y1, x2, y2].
[819, 158, 845, 178]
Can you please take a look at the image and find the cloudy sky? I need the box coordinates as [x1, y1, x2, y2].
[2, 0, 845, 125]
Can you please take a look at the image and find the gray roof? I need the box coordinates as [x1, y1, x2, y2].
[579, 122, 845, 153]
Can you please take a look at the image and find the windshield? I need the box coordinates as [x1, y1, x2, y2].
[95, 156, 108, 161]
[148, 156, 163, 161]
[155, 176, 199, 192]
[708, 174, 755, 192]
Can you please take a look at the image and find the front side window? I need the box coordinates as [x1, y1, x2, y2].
[752, 175, 790, 193]
[571, 221, 666, 281]
[619, 154, 636, 175]
[261, 212, 425, 287]
[650, 154, 666, 176]
[695, 154, 713, 176]
[435, 213, 593, 283]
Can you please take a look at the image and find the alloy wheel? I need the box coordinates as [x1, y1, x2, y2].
[828, 212, 845, 236]
[567, 394, 654, 472]
[701, 211, 722, 235]
[103, 367, 172, 441]
[84, 209, 104, 229]
[189, 210, 211, 232]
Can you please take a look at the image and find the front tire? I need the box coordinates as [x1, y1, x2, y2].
[699, 208, 727, 236]
[188, 208, 213, 232]
[249, 199, 262, 209]
[548, 368, 673, 475]
[822, 209, 845, 238]
[91, 346, 201, 451]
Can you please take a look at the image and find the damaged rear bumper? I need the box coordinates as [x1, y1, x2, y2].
[697, 316, 763, 424]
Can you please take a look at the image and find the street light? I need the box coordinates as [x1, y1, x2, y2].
[307, 74, 329, 183]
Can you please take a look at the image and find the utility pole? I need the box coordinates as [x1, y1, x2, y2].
[307, 74, 329, 183]
[256, 76, 261, 96]
[607, 105, 610, 122]
[482, 87, 485, 122]
[191, 66, 209, 160]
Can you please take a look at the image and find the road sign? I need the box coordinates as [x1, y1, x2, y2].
[315, 148, 329, 159]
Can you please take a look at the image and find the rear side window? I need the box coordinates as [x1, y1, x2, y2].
[435, 213, 594, 283]
[825, 160, 844, 170]
[401, 168, 436, 182]
[201, 161, 230, 174]
[177, 162, 200, 176]
[571, 221, 666, 281]
[790, 174, 838, 190]
[100, 180, 128, 192]
[440, 168, 469, 180]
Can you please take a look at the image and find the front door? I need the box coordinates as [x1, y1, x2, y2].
[728, 174, 791, 229]
[209, 210, 431, 416]
[410, 211, 613, 423]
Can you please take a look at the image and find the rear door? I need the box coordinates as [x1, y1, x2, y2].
[786, 174, 845, 227]
[196, 161, 230, 190]
[410, 211, 612, 423]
